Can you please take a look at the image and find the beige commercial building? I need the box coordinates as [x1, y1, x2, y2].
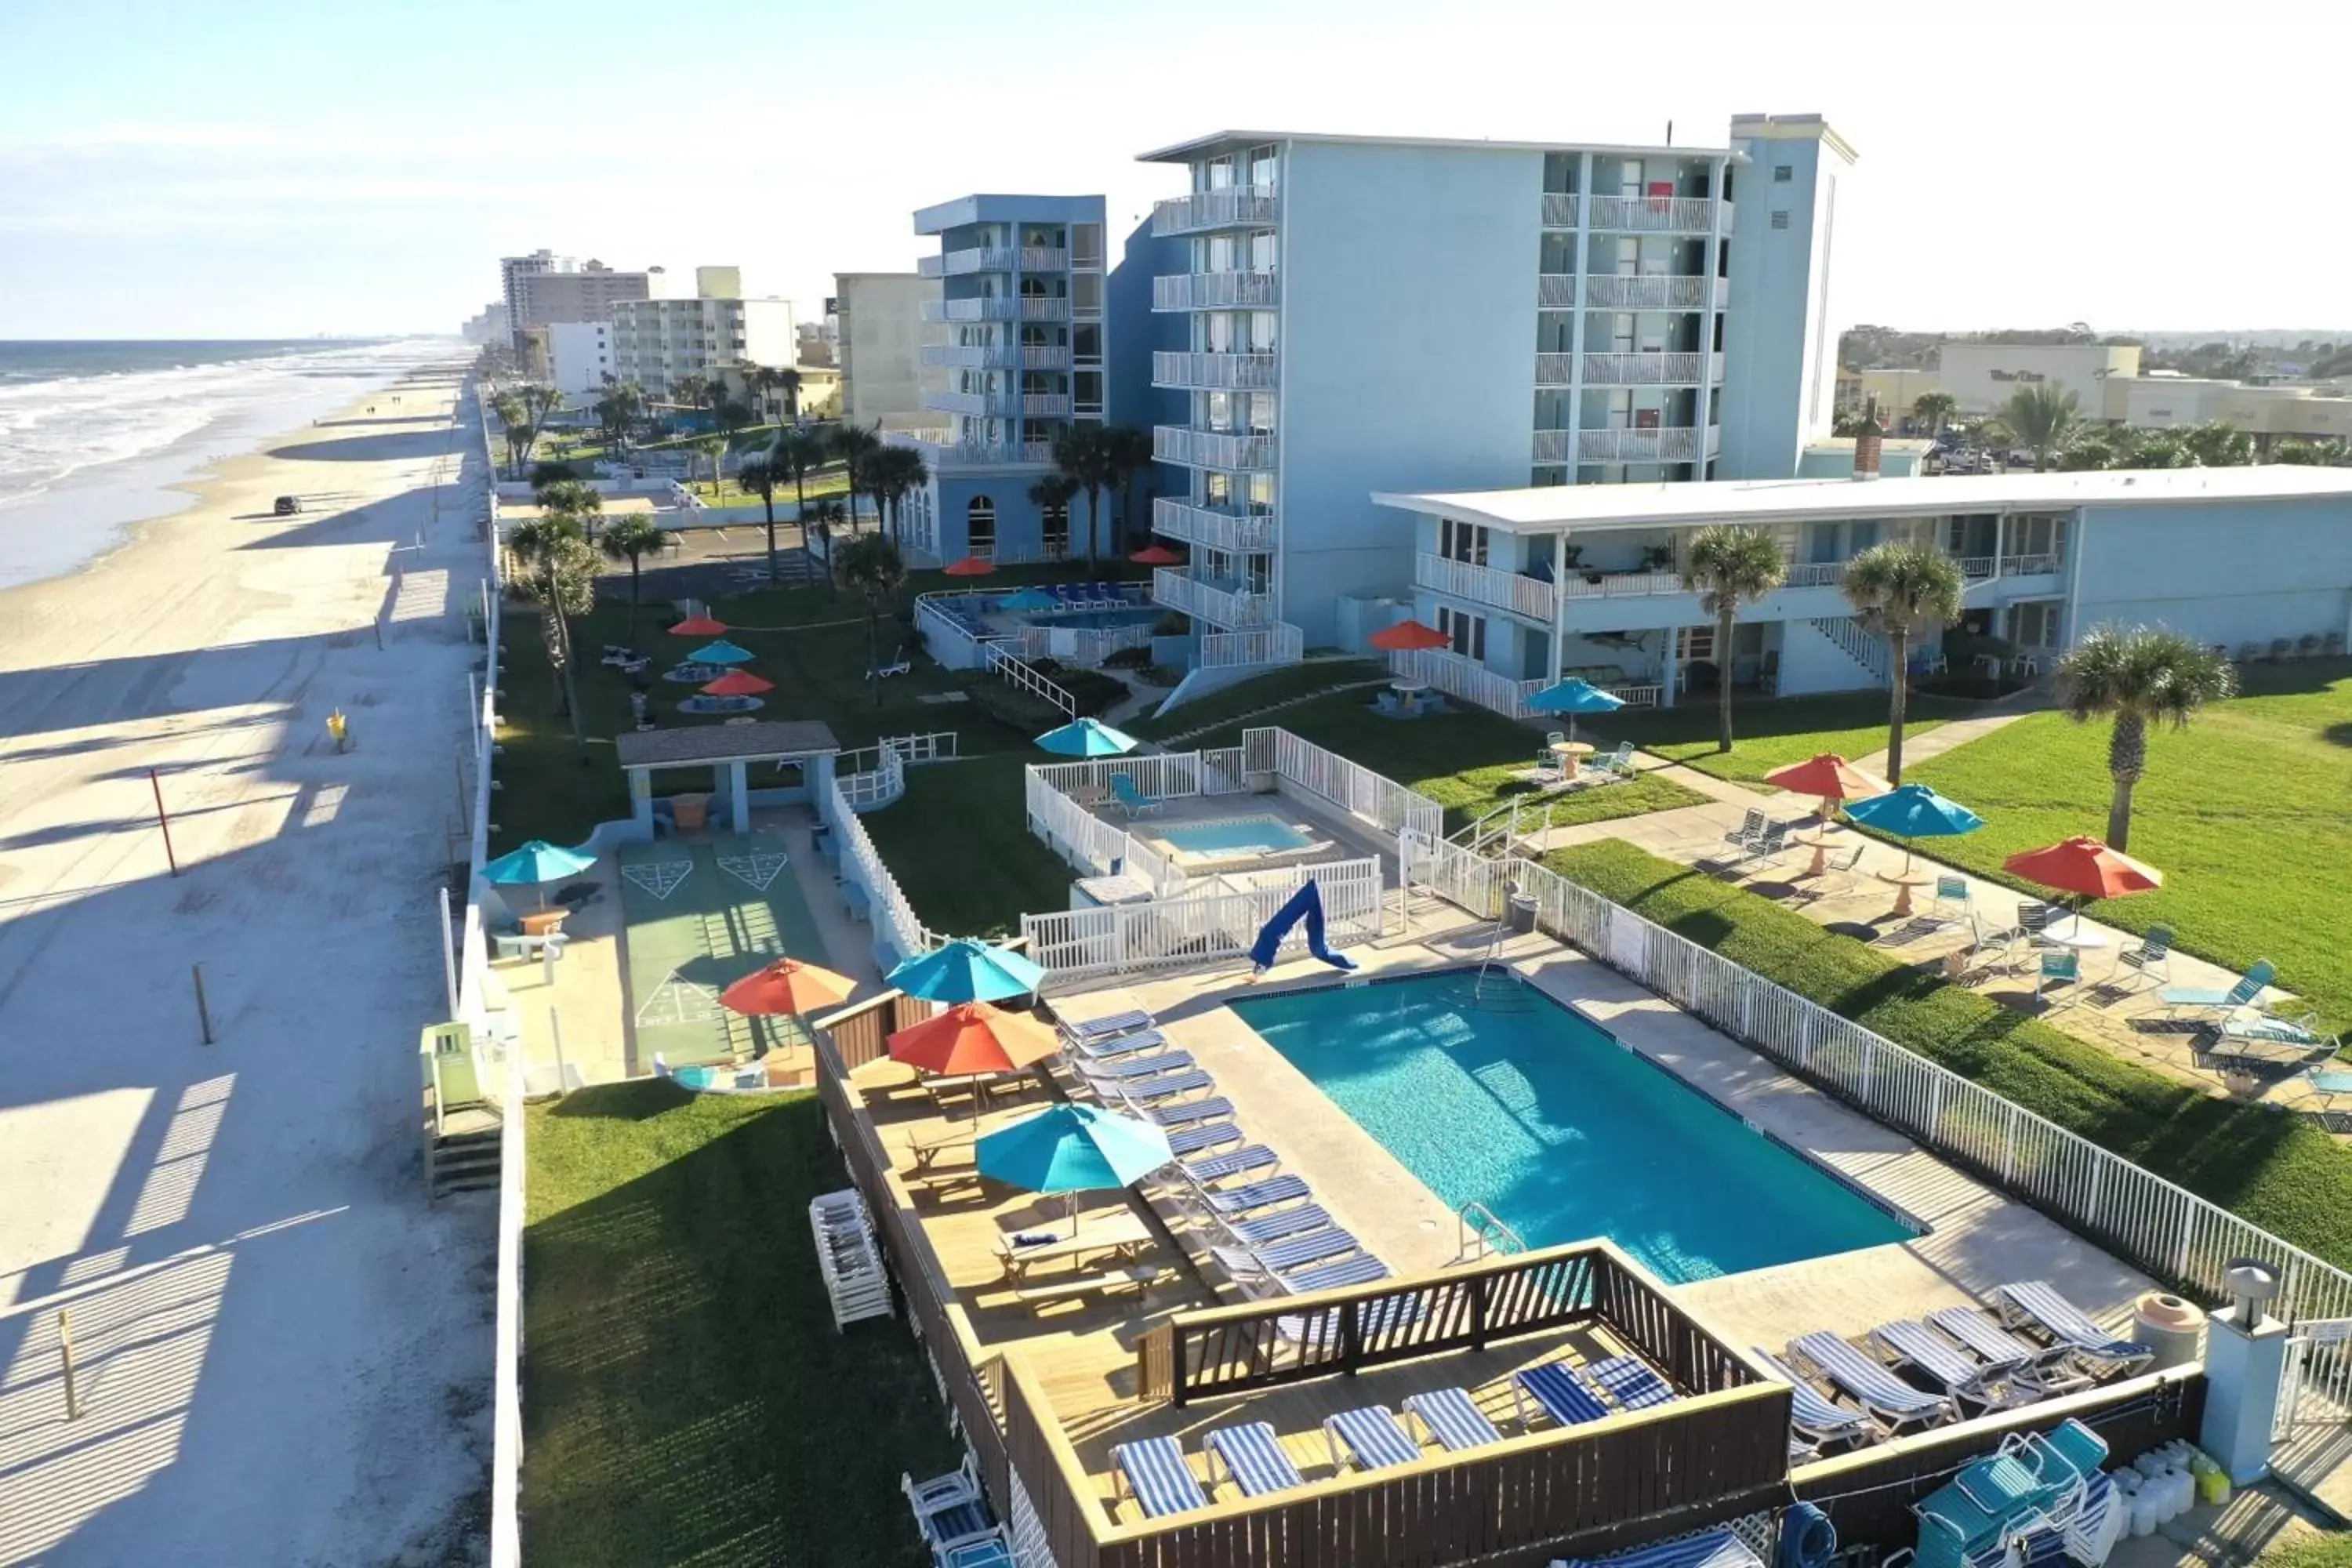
[1933, 342, 2140, 416]
[833, 271, 944, 432]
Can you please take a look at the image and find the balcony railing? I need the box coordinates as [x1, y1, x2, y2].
[1152, 496, 1277, 554]
[1152, 270, 1280, 311]
[921, 296, 1072, 324]
[894, 433, 1055, 466]
[1577, 274, 1728, 310]
[1532, 426, 1708, 465]
[1152, 350, 1279, 391]
[920, 344, 1073, 371]
[1561, 569, 1687, 601]
[2005, 552, 2064, 576]
[1152, 184, 1279, 235]
[916, 245, 1069, 278]
[1153, 424, 1276, 471]
[1414, 552, 1557, 622]
[1154, 567, 1273, 627]
[1538, 193, 1733, 235]
[922, 390, 1073, 419]
[1578, 350, 1724, 385]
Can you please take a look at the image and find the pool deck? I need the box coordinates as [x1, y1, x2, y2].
[1047, 887, 2157, 1359]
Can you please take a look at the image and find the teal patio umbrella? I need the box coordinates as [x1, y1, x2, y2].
[1525, 677, 1625, 744]
[688, 638, 754, 665]
[999, 586, 1058, 612]
[887, 937, 1046, 1004]
[482, 839, 597, 908]
[978, 1103, 1174, 1236]
[1844, 783, 1985, 875]
[1035, 717, 1138, 757]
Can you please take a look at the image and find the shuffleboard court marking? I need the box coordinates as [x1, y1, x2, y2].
[635, 971, 724, 1028]
[622, 858, 695, 901]
[716, 848, 789, 893]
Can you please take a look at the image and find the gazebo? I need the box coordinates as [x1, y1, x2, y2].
[612, 720, 843, 837]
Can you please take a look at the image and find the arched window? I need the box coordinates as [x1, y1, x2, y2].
[966, 495, 996, 560]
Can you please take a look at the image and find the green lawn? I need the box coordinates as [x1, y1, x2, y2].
[1546, 838, 2352, 1272]
[1126, 659, 1388, 740]
[1604, 691, 1969, 788]
[1904, 659, 2352, 1033]
[522, 1082, 955, 1567]
[860, 754, 1076, 938]
[1182, 688, 1711, 833]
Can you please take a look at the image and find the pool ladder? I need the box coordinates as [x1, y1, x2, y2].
[1458, 1200, 1527, 1262]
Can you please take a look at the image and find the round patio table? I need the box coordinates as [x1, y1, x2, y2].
[1391, 679, 1430, 714]
[1548, 741, 1595, 780]
[1875, 868, 1934, 916]
[1793, 823, 1842, 878]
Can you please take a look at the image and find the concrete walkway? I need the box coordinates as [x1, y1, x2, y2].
[1849, 686, 2049, 779]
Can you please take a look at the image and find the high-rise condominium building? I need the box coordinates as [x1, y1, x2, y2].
[1136, 114, 1853, 656]
[834, 272, 945, 431]
[608, 296, 797, 399]
[514, 261, 653, 330]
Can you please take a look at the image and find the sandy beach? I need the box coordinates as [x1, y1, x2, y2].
[0, 361, 494, 1564]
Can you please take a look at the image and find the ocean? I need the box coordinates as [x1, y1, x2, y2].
[0, 337, 459, 590]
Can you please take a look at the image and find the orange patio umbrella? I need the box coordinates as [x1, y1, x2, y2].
[701, 670, 775, 696]
[1369, 619, 1450, 652]
[2004, 836, 2161, 944]
[670, 614, 728, 637]
[1764, 753, 1893, 832]
[719, 956, 858, 1017]
[943, 556, 996, 577]
[1130, 543, 1183, 565]
[889, 1000, 1062, 1079]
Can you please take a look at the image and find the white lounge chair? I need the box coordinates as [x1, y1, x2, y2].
[1991, 1283, 2154, 1376]
[1788, 1331, 1957, 1434]
[1109, 1435, 1208, 1518]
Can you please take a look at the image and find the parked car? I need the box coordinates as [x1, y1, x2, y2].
[273, 495, 303, 516]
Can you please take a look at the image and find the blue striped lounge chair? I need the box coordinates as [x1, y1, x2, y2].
[1180, 1145, 1281, 1188]
[1190, 1171, 1307, 1215]
[1132, 1091, 1231, 1128]
[1991, 1283, 2155, 1376]
[1276, 1253, 1390, 1294]
[1750, 1346, 1873, 1456]
[1401, 1388, 1502, 1452]
[1106, 1068, 1215, 1105]
[1555, 1527, 1766, 1568]
[1322, 1404, 1423, 1472]
[1788, 1331, 1957, 1434]
[1202, 1422, 1303, 1499]
[1225, 1203, 1334, 1248]
[938, 1533, 1014, 1568]
[1584, 1354, 1675, 1410]
[1927, 1308, 2089, 1396]
[1073, 1028, 1168, 1062]
[901, 1454, 981, 1531]
[1058, 1007, 1153, 1047]
[1109, 1435, 1207, 1518]
[1511, 1359, 1611, 1432]
[1247, 1225, 1363, 1276]
[2160, 958, 2275, 1020]
[1868, 1320, 2024, 1412]
[1077, 1048, 1193, 1083]
[1166, 1119, 1241, 1160]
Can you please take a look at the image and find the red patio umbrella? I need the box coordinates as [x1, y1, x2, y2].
[1130, 543, 1183, 565]
[1368, 619, 1450, 652]
[670, 614, 728, 637]
[1765, 753, 1892, 875]
[943, 556, 996, 577]
[2003, 837, 2163, 900]
[700, 670, 775, 696]
[719, 957, 858, 1017]
[888, 1001, 1062, 1077]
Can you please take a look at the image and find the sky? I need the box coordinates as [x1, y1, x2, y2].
[2, 0, 2347, 340]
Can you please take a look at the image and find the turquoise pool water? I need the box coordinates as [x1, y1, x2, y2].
[1230, 972, 1918, 1283]
[1023, 604, 1159, 630]
[1156, 815, 1317, 856]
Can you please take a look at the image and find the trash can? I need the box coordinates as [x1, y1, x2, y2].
[2133, 1290, 2207, 1371]
[1506, 892, 1539, 935]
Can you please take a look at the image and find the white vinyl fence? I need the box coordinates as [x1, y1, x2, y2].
[1023, 748, 1250, 893]
[1020, 857, 1384, 982]
[829, 773, 931, 957]
[1244, 726, 1444, 842]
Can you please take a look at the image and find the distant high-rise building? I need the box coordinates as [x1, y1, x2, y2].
[609, 294, 796, 399]
[499, 250, 573, 354]
[514, 261, 653, 331]
[695, 265, 743, 300]
[833, 272, 940, 431]
[460, 302, 510, 346]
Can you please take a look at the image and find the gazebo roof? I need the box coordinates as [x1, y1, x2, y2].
[613, 720, 843, 770]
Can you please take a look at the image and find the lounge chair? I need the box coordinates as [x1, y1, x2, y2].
[2212, 1010, 2340, 1065]
[1202, 1422, 1304, 1499]
[1245, 1225, 1363, 1275]
[1991, 1283, 2155, 1376]
[1511, 1359, 1611, 1431]
[1108, 772, 1163, 818]
[1076, 1047, 1196, 1083]
[1059, 1008, 1153, 1047]
[1869, 1319, 2024, 1411]
[1180, 1145, 1280, 1186]
[1109, 1435, 1208, 1518]
[1165, 1119, 1241, 1160]
[903, 1455, 994, 1552]
[1750, 1346, 1874, 1455]
[1401, 1388, 1503, 1452]
[2161, 959, 2276, 1020]
[1273, 1253, 1390, 1294]
[1188, 1171, 1308, 1215]
[2034, 950, 2081, 1007]
[1323, 1405, 1423, 1472]
[2112, 926, 2172, 989]
[1131, 1092, 1232, 1128]
[1222, 1203, 1334, 1249]
[1110, 1069, 1216, 1106]
[1072, 1027, 1169, 1062]
[1555, 1530, 1766, 1568]
[2299, 1063, 2352, 1131]
[1927, 1308, 2091, 1397]
[1585, 1354, 1675, 1410]
[938, 1532, 1014, 1568]
[1787, 1331, 1957, 1434]
[1210, 1242, 1377, 1295]
[869, 644, 913, 680]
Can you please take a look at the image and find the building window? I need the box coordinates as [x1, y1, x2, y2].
[1769, 210, 1791, 230]
[1436, 604, 1486, 661]
[1071, 223, 1103, 268]
[1773, 164, 1793, 183]
[1439, 518, 1488, 565]
[967, 496, 996, 559]
[1041, 498, 1070, 558]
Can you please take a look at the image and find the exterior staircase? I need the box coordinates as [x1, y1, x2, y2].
[1806, 615, 1892, 686]
[430, 1123, 502, 1198]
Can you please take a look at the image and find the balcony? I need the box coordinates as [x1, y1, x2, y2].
[1414, 552, 1556, 622]
[1152, 496, 1276, 554]
[1152, 350, 1279, 391]
[1153, 567, 1273, 627]
[891, 431, 1055, 466]
[1152, 270, 1280, 311]
[1575, 350, 1725, 386]
[920, 344, 1073, 372]
[1152, 185, 1279, 236]
[921, 296, 1072, 324]
[1538, 194, 1733, 235]
[1153, 424, 1276, 471]
[1568, 274, 1728, 310]
[1532, 426, 1719, 466]
[922, 390, 1073, 419]
[915, 245, 1068, 278]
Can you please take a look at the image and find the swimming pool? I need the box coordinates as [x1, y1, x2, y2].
[1024, 604, 1159, 630]
[1153, 815, 1319, 857]
[1230, 971, 1918, 1283]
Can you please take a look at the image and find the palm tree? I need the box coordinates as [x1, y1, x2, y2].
[2180, 420, 2255, 467]
[505, 515, 596, 750]
[1102, 425, 1156, 552]
[2122, 430, 2193, 469]
[748, 363, 803, 426]
[592, 379, 644, 456]
[829, 422, 882, 533]
[1910, 391, 1959, 439]
[2274, 436, 2350, 466]
[2054, 625, 2235, 852]
[1028, 473, 1080, 561]
[489, 390, 530, 476]
[535, 478, 603, 543]
[671, 373, 710, 434]
[867, 445, 929, 546]
[736, 457, 784, 580]
[1051, 424, 1116, 565]
[691, 435, 727, 495]
[803, 498, 848, 596]
[1988, 384, 2085, 472]
[1841, 542, 1966, 782]
[835, 532, 907, 708]
[597, 515, 675, 633]
[1680, 525, 1788, 754]
[773, 426, 827, 523]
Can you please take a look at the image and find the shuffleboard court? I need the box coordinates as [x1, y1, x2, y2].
[618, 832, 830, 1069]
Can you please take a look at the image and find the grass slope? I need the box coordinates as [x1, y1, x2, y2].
[859, 755, 1075, 938]
[1905, 660, 2352, 1033]
[1546, 838, 2352, 1271]
[522, 1083, 955, 1567]
[1125, 659, 1387, 741]
[1605, 691, 1967, 787]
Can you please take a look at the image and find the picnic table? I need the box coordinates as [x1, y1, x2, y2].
[995, 1212, 1156, 1279]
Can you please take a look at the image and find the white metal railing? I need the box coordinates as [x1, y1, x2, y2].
[902, 435, 1058, 466]
[1153, 425, 1276, 471]
[1570, 426, 1702, 464]
[829, 772, 932, 956]
[918, 246, 1018, 277]
[1808, 615, 1891, 680]
[1244, 726, 1443, 841]
[1782, 560, 1847, 588]
[922, 296, 1073, 324]
[1559, 568, 1686, 601]
[1497, 854, 2352, 1336]
[837, 741, 907, 811]
[1414, 552, 1556, 622]
[1384, 646, 1549, 720]
[1581, 351, 1721, 385]
[1033, 619, 1154, 668]
[1200, 622, 1303, 667]
[1154, 270, 1281, 311]
[1018, 246, 1069, 270]
[919, 344, 1074, 371]
[1586, 194, 1730, 234]
[1155, 567, 1273, 627]
[1152, 350, 1279, 390]
[1534, 354, 1573, 387]
[984, 641, 1079, 715]
[1578, 274, 1726, 310]
[1152, 496, 1277, 554]
[1020, 858, 1383, 983]
[1954, 556, 1997, 582]
[2005, 552, 2064, 576]
[1152, 184, 1279, 235]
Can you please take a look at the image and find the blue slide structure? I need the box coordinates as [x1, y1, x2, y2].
[1249, 878, 1358, 973]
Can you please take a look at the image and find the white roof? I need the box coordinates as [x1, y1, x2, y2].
[1136, 129, 1736, 164]
[1373, 466, 2352, 534]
